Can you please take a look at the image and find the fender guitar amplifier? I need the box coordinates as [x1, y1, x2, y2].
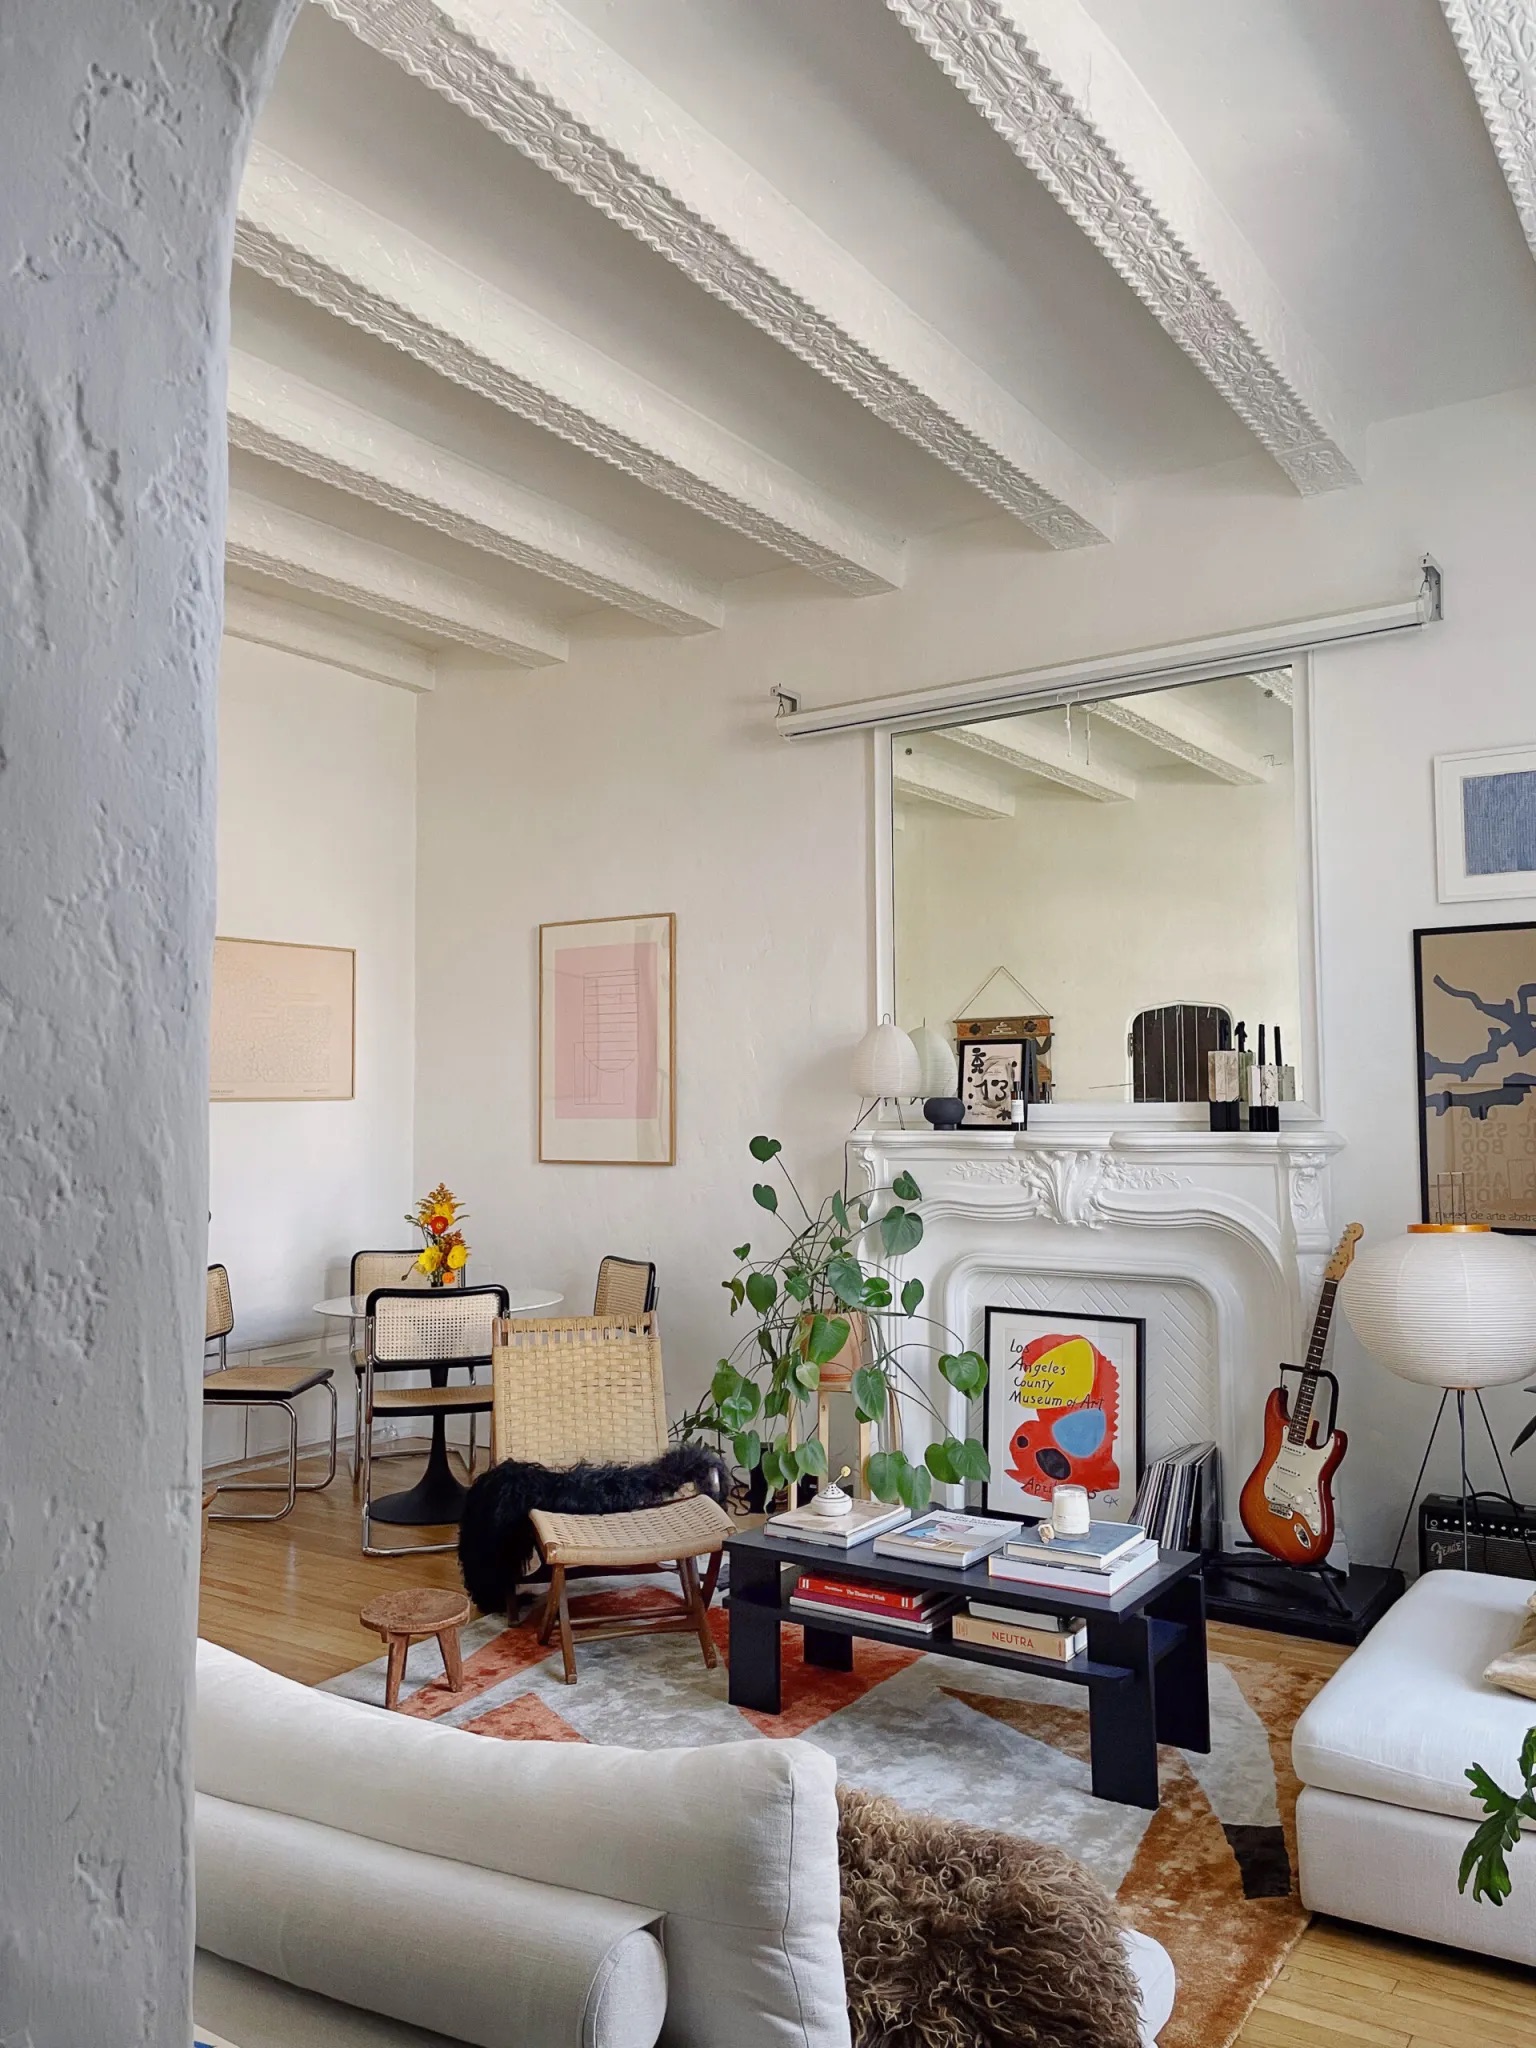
[1418, 1494, 1536, 1578]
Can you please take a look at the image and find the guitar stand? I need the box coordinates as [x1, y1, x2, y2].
[1217, 1553, 1354, 1617]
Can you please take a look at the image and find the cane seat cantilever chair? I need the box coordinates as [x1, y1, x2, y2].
[347, 1249, 430, 1482]
[361, 1284, 507, 1557]
[491, 1311, 731, 1684]
[202, 1264, 339, 1522]
[592, 1256, 658, 1317]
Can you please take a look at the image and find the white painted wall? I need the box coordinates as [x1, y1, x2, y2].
[0, 5, 296, 2041]
[207, 633, 418, 1457]
[418, 383, 1536, 1566]
[894, 749, 1300, 1102]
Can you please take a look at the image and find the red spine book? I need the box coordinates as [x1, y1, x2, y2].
[796, 1575, 928, 1614]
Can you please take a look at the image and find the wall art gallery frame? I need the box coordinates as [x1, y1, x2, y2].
[981, 1306, 1146, 1522]
[209, 936, 356, 1102]
[1435, 744, 1536, 903]
[539, 912, 676, 1166]
[1415, 920, 1536, 1232]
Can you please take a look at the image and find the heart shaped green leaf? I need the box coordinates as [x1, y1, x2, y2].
[749, 1135, 783, 1163]
[745, 1270, 778, 1315]
[851, 1364, 888, 1424]
[826, 1254, 866, 1307]
[866, 1450, 904, 1504]
[733, 1429, 761, 1472]
[924, 1437, 961, 1486]
[798, 1437, 828, 1478]
[802, 1313, 852, 1367]
[938, 1349, 987, 1397]
[955, 1437, 991, 1483]
[891, 1170, 922, 1202]
[753, 1182, 779, 1213]
[896, 1462, 932, 1513]
[901, 1276, 925, 1317]
[880, 1205, 924, 1257]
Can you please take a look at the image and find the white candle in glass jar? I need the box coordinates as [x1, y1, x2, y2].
[1049, 1484, 1091, 1537]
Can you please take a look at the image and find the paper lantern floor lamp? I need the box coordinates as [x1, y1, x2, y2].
[851, 1017, 921, 1126]
[1339, 1222, 1536, 1570]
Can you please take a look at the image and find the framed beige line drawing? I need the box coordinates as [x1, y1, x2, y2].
[210, 937, 356, 1102]
[539, 913, 675, 1165]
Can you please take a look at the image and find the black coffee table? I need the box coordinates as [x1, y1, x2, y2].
[725, 1529, 1208, 1811]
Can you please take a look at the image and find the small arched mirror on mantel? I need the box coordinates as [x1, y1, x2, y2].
[891, 666, 1312, 1114]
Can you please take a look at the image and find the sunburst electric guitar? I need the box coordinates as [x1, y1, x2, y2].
[1238, 1224, 1363, 1566]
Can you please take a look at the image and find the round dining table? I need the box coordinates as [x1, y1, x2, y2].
[314, 1285, 563, 1527]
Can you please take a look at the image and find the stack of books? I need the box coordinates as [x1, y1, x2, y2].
[871, 1511, 1022, 1568]
[951, 1601, 1088, 1662]
[1132, 1442, 1220, 1554]
[986, 1518, 1159, 1595]
[790, 1572, 960, 1636]
[766, 1498, 911, 1550]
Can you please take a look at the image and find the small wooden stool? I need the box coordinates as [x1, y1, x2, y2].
[360, 1587, 473, 1711]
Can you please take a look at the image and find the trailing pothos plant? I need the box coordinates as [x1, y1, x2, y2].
[706, 1136, 991, 1515]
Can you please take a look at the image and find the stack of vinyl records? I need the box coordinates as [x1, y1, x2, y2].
[1132, 1441, 1220, 1554]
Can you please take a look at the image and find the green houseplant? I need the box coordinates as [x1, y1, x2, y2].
[705, 1136, 991, 1514]
[1461, 1729, 1536, 1906]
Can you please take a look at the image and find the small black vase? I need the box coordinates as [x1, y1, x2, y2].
[923, 1096, 965, 1129]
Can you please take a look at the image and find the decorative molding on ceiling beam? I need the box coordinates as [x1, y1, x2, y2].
[1440, 0, 1536, 259]
[894, 748, 1017, 818]
[1247, 668, 1294, 705]
[1092, 695, 1270, 783]
[314, 0, 1115, 550]
[224, 581, 436, 692]
[225, 490, 568, 666]
[234, 144, 905, 595]
[227, 350, 723, 634]
[886, 0, 1363, 494]
[948, 717, 1135, 800]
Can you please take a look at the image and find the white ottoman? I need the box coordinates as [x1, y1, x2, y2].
[1292, 1569, 1536, 1965]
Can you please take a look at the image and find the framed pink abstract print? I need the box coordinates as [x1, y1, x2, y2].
[539, 913, 676, 1165]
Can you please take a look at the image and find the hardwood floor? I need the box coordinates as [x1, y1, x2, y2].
[199, 1456, 1536, 2045]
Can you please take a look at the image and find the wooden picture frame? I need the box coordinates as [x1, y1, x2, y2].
[981, 1307, 1146, 1522]
[1415, 921, 1536, 1231]
[539, 913, 676, 1165]
[209, 937, 355, 1102]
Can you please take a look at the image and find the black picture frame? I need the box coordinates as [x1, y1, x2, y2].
[981, 1307, 1147, 1521]
[1414, 920, 1536, 1233]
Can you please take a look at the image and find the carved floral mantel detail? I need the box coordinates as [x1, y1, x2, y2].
[946, 1149, 1188, 1227]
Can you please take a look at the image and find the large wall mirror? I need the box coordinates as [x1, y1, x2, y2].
[890, 666, 1315, 1112]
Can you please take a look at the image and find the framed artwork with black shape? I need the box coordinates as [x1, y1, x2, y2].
[958, 1037, 1029, 1128]
[1415, 921, 1536, 1231]
[981, 1307, 1146, 1521]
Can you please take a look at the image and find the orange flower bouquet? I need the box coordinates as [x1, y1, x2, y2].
[407, 1182, 470, 1287]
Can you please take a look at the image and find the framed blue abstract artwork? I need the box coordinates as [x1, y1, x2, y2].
[1436, 745, 1536, 902]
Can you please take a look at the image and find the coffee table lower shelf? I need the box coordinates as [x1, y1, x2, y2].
[724, 1532, 1209, 1812]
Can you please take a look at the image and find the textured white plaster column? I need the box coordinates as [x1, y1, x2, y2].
[0, 3, 297, 2040]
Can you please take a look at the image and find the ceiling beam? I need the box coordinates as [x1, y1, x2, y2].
[948, 718, 1135, 801]
[225, 491, 568, 666]
[894, 749, 1017, 818]
[234, 144, 906, 595]
[1440, 1, 1536, 261]
[1092, 695, 1271, 783]
[886, 0, 1363, 494]
[224, 582, 436, 692]
[314, 0, 1115, 550]
[227, 350, 723, 635]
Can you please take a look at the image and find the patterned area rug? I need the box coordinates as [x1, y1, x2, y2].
[325, 1587, 1323, 2048]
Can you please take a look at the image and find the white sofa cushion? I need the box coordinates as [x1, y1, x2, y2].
[1292, 1570, 1536, 1824]
[195, 1641, 850, 2048]
[197, 1795, 666, 2048]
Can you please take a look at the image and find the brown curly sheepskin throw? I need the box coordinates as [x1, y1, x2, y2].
[836, 1787, 1143, 2048]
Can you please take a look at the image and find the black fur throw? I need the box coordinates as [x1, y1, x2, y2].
[458, 1446, 730, 1614]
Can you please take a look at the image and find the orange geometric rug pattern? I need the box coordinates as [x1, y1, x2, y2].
[329, 1589, 1324, 2048]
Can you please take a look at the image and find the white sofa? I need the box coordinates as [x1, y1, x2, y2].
[1293, 1569, 1536, 1966]
[194, 1641, 1175, 2046]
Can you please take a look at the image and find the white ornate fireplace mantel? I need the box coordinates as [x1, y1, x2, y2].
[847, 1121, 1345, 1546]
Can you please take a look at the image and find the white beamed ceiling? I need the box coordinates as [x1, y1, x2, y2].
[229, 0, 1536, 675]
